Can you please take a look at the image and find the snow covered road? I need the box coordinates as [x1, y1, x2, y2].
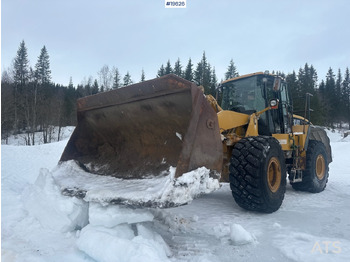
[2, 129, 350, 262]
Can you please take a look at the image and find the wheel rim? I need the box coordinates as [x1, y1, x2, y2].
[267, 157, 281, 193]
[315, 154, 326, 180]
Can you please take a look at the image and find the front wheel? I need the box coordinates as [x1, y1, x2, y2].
[291, 140, 329, 193]
[229, 136, 286, 213]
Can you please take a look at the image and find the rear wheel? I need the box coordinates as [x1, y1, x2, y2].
[291, 140, 329, 193]
[229, 136, 286, 213]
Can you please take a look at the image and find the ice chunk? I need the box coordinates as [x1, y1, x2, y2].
[89, 203, 154, 227]
[77, 224, 171, 262]
[230, 224, 256, 245]
[22, 168, 88, 233]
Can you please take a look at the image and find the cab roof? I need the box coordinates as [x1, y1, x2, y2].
[221, 71, 283, 85]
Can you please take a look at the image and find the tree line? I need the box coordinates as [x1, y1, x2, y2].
[1, 41, 350, 144]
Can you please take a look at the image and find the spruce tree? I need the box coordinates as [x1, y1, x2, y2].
[184, 58, 193, 81]
[165, 60, 172, 75]
[325, 68, 336, 127]
[112, 67, 121, 89]
[286, 70, 300, 112]
[68, 77, 74, 89]
[342, 68, 350, 128]
[34, 46, 51, 84]
[92, 79, 99, 94]
[194, 52, 206, 86]
[140, 69, 145, 82]
[13, 40, 30, 86]
[211, 67, 218, 96]
[13, 40, 30, 132]
[194, 52, 212, 94]
[173, 58, 182, 77]
[225, 59, 239, 80]
[157, 64, 165, 77]
[123, 72, 133, 86]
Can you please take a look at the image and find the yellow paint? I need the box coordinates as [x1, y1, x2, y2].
[245, 115, 259, 137]
[217, 110, 249, 132]
[272, 134, 292, 151]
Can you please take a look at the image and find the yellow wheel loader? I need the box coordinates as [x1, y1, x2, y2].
[60, 72, 331, 213]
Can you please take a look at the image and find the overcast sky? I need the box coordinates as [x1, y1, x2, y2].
[2, 0, 349, 86]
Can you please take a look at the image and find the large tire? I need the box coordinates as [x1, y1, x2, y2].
[291, 140, 329, 193]
[229, 136, 286, 213]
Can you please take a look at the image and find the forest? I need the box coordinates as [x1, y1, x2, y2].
[2, 40, 350, 145]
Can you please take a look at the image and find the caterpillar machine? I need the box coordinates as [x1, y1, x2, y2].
[60, 72, 332, 213]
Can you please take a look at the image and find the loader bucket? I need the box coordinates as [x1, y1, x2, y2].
[60, 74, 223, 179]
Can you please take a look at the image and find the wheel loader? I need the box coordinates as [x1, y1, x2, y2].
[60, 72, 332, 213]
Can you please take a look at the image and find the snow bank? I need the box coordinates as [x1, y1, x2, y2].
[53, 161, 220, 207]
[76, 203, 172, 262]
[18, 166, 173, 262]
[22, 168, 89, 233]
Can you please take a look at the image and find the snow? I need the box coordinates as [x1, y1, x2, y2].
[2, 127, 350, 261]
[53, 162, 220, 208]
[230, 224, 256, 245]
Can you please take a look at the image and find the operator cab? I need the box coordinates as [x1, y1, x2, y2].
[219, 72, 293, 135]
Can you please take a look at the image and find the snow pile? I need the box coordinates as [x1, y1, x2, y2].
[325, 128, 350, 142]
[22, 168, 89, 232]
[77, 204, 172, 262]
[53, 161, 220, 207]
[230, 223, 256, 245]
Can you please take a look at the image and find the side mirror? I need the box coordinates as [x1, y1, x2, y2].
[269, 99, 279, 109]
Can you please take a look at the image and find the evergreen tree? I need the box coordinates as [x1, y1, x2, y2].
[13, 40, 30, 132]
[140, 69, 145, 82]
[68, 77, 74, 89]
[157, 64, 165, 77]
[342, 68, 350, 128]
[194, 53, 205, 86]
[211, 67, 218, 96]
[173, 58, 182, 77]
[123, 72, 133, 86]
[225, 59, 239, 80]
[1, 70, 15, 142]
[184, 58, 193, 81]
[13, 40, 30, 86]
[325, 67, 336, 127]
[92, 79, 99, 94]
[112, 67, 121, 89]
[336, 69, 342, 102]
[194, 52, 213, 95]
[34, 46, 51, 84]
[165, 60, 172, 75]
[335, 69, 343, 125]
[286, 70, 299, 112]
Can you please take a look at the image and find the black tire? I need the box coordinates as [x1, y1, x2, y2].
[229, 136, 286, 213]
[291, 140, 329, 193]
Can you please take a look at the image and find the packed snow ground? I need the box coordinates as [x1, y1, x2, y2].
[2, 128, 350, 262]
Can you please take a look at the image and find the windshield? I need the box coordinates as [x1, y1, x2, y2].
[220, 76, 266, 113]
